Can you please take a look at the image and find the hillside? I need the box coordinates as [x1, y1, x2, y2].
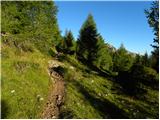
[58, 55, 159, 119]
[2, 43, 158, 118]
[1, 1, 159, 119]
[1, 43, 51, 118]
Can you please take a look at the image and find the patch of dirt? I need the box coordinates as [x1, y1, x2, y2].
[41, 60, 65, 119]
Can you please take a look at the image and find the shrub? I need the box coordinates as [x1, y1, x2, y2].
[142, 66, 158, 89]
[116, 64, 158, 95]
[116, 70, 138, 95]
[53, 66, 67, 77]
[49, 47, 57, 57]
[113, 44, 134, 72]
[52, 66, 74, 81]
[130, 65, 158, 90]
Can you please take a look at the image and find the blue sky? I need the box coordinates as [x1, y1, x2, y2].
[55, 1, 154, 55]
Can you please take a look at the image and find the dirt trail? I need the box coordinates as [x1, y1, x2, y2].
[41, 60, 65, 119]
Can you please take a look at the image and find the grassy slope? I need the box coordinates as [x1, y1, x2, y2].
[1, 45, 51, 118]
[59, 55, 159, 119]
[1, 45, 159, 118]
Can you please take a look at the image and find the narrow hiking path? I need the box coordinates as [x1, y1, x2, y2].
[41, 60, 65, 119]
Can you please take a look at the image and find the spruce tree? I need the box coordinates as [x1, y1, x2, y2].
[77, 14, 99, 63]
[64, 30, 75, 54]
[134, 54, 143, 65]
[77, 14, 113, 71]
[92, 35, 113, 71]
[113, 44, 134, 72]
[142, 52, 150, 67]
[145, 1, 159, 72]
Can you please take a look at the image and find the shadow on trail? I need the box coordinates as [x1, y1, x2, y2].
[1, 100, 9, 119]
[116, 97, 159, 119]
[59, 109, 74, 119]
[72, 80, 129, 119]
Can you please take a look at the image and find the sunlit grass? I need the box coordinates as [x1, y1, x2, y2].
[1, 45, 50, 118]
[1, 46, 158, 119]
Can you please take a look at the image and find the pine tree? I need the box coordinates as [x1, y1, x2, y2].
[77, 14, 99, 63]
[113, 44, 134, 72]
[145, 1, 159, 72]
[92, 35, 113, 71]
[77, 14, 113, 71]
[64, 30, 75, 54]
[134, 54, 143, 65]
[142, 52, 150, 67]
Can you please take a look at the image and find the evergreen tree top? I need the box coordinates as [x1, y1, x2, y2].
[81, 13, 97, 30]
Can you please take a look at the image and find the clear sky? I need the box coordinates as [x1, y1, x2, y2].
[55, 1, 155, 55]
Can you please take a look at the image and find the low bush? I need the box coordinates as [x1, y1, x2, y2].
[48, 47, 57, 57]
[142, 66, 158, 89]
[116, 70, 138, 95]
[53, 66, 66, 77]
[117, 64, 159, 96]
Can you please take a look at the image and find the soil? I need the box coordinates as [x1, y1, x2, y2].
[41, 60, 65, 119]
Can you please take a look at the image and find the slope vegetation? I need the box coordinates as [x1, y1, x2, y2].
[1, 44, 51, 118]
[58, 55, 158, 119]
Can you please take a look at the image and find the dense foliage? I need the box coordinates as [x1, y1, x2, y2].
[1, 1, 61, 54]
[56, 30, 76, 55]
[145, 1, 159, 72]
[113, 44, 134, 72]
[92, 35, 113, 71]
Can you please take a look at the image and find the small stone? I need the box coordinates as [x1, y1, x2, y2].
[40, 98, 44, 101]
[11, 90, 15, 93]
[57, 95, 62, 101]
[133, 112, 136, 116]
[69, 66, 74, 70]
[146, 117, 151, 119]
[91, 80, 94, 83]
[52, 116, 56, 119]
[98, 93, 101, 96]
[105, 94, 108, 96]
[37, 95, 41, 98]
